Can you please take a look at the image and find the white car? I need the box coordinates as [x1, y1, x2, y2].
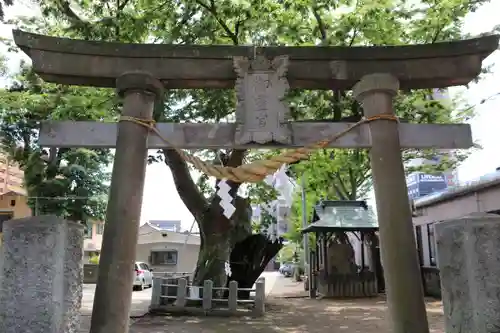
[133, 262, 153, 291]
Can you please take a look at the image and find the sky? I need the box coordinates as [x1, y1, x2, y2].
[0, 1, 499, 231]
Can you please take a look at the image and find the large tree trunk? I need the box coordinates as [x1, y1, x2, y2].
[163, 148, 258, 287]
[227, 234, 283, 299]
[192, 195, 252, 287]
[192, 223, 232, 287]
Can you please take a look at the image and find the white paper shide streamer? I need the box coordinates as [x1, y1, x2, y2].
[262, 165, 293, 242]
[216, 179, 236, 219]
[216, 165, 293, 241]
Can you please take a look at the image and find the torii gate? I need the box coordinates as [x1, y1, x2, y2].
[13, 30, 498, 333]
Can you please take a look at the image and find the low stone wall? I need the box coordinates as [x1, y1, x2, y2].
[435, 213, 500, 333]
[83, 264, 99, 284]
[0, 215, 84, 333]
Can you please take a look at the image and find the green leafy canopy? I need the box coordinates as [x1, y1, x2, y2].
[0, 62, 115, 222]
[0, 0, 495, 235]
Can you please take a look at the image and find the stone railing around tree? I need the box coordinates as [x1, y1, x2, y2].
[150, 276, 266, 317]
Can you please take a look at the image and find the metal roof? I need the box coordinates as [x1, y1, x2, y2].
[147, 220, 182, 231]
[0, 185, 27, 197]
[302, 200, 378, 233]
[414, 171, 500, 208]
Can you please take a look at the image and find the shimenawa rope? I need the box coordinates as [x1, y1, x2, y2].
[120, 114, 399, 183]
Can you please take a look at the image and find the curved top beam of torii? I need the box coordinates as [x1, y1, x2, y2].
[13, 30, 499, 90]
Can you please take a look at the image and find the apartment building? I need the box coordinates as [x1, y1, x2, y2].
[0, 154, 25, 195]
[405, 88, 460, 200]
[0, 153, 31, 245]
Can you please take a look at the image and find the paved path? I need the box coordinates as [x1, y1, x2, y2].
[80, 284, 152, 332]
[257, 271, 280, 296]
[79, 272, 278, 332]
[81, 284, 152, 316]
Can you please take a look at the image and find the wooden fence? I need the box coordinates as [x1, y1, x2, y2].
[317, 271, 378, 298]
[152, 271, 192, 278]
[150, 276, 266, 317]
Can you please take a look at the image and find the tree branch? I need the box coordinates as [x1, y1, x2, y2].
[55, 0, 88, 25]
[348, 166, 357, 200]
[224, 148, 246, 197]
[194, 0, 239, 44]
[118, 0, 131, 11]
[349, 29, 359, 46]
[311, 6, 327, 44]
[334, 171, 351, 199]
[331, 182, 348, 200]
[163, 149, 208, 222]
[331, 90, 342, 120]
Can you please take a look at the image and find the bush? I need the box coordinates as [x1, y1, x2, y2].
[89, 254, 100, 264]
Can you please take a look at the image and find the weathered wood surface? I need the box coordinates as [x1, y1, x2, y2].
[13, 30, 499, 89]
[38, 121, 473, 149]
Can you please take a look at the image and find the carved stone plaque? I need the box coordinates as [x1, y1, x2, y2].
[233, 55, 292, 145]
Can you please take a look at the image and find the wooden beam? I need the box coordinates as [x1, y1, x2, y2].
[38, 121, 473, 149]
[13, 30, 499, 90]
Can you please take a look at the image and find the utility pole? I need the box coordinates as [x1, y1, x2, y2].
[300, 174, 314, 296]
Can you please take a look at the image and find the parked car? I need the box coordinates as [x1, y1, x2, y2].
[133, 262, 153, 291]
[279, 263, 293, 277]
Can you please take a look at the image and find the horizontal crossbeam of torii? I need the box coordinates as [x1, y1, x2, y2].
[14, 29, 495, 150]
[12, 29, 499, 333]
[38, 121, 473, 149]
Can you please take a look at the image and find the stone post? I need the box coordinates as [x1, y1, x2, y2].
[253, 278, 266, 316]
[0, 216, 84, 333]
[89, 72, 163, 333]
[435, 213, 500, 333]
[353, 73, 429, 333]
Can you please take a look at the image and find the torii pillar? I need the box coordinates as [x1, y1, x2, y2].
[89, 72, 163, 333]
[353, 73, 429, 333]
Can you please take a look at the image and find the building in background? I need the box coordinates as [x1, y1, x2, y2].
[0, 153, 25, 195]
[0, 154, 31, 245]
[82, 221, 105, 263]
[251, 203, 290, 237]
[405, 88, 460, 199]
[148, 220, 182, 232]
[135, 221, 200, 273]
[406, 173, 449, 200]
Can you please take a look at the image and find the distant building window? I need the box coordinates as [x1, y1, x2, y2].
[85, 222, 93, 238]
[151, 250, 178, 265]
[427, 224, 436, 267]
[415, 226, 424, 266]
[96, 223, 104, 235]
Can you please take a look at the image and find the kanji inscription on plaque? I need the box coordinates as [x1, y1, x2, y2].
[233, 55, 292, 145]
